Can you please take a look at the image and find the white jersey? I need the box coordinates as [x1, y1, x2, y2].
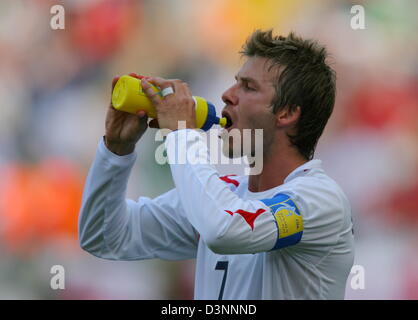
[79, 129, 354, 300]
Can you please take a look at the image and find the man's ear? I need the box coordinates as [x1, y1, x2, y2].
[275, 105, 301, 128]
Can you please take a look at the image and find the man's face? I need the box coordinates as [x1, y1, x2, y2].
[220, 56, 277, 158]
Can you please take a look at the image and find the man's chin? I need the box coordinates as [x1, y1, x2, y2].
[219, 129, 247, 158]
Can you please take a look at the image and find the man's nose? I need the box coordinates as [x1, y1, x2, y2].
[222, 84, 238, 106]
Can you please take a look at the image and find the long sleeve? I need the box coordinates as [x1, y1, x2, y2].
[78, 138, 199, 261]
[164, 129, 280, 254]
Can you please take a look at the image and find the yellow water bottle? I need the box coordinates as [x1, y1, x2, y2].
[112, 75, 227, 131]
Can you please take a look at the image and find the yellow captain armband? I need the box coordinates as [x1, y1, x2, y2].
[260, 193, 304, 250]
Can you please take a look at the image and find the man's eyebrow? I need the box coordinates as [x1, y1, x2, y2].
[234, 75, 260, 86]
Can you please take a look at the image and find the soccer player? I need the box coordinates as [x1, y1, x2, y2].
[79, 30, 354, 299]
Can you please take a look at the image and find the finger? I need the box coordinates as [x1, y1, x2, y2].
[169, 81, 194, 106]
[141, 79, 163, 106]
[111, 76, 120, 90]
[147, 77, 174, 91]
[182, 82, 192, 96]
[149, 118, 160, 129]
[138, 111, 149, 127]
[136, 110, 147, 118]
[110, 76, 120, 105]
[172, 80, 190, 96]
[129, 72, 144, 79]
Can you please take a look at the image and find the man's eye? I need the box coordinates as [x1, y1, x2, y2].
[243, 83, 255, 91]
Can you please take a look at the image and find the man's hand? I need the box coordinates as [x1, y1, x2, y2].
[105, 73, 149, 156]
[141, 77, 196, 131]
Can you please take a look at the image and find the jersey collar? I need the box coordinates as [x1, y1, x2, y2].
[283, 159, 322, 183]
[245, 159, 323, 199]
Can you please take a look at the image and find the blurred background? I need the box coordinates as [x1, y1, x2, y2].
[0, 0, 417, 299]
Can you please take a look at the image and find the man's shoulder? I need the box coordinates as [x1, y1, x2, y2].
[282, 170, 351, 225]
[286, 167, 348, 200]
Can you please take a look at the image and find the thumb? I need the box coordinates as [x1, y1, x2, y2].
[110, 76, 120, 104]
[137, 110, 149, 125]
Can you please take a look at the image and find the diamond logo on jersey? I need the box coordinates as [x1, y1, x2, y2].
[224, 208, 266, 230]
[260, 193, 304, 250]
[219, 175, 240, 187]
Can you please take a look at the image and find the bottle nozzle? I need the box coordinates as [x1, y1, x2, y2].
[219, 117, 227, 128]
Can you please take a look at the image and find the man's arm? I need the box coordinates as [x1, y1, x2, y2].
[77, 74, 198, 261]
[78, 138, 199, 261]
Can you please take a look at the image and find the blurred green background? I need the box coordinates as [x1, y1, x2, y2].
[0, 0, 417, 299]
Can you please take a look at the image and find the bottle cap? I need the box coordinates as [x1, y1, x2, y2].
[219, 117, 227, 128]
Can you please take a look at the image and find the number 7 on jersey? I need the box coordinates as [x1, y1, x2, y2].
[215, 261, 229, 300]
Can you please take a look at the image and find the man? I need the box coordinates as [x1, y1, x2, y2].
[79, 30, 354, 299]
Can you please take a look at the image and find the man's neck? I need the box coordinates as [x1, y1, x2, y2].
[248, 143, 307, 193]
